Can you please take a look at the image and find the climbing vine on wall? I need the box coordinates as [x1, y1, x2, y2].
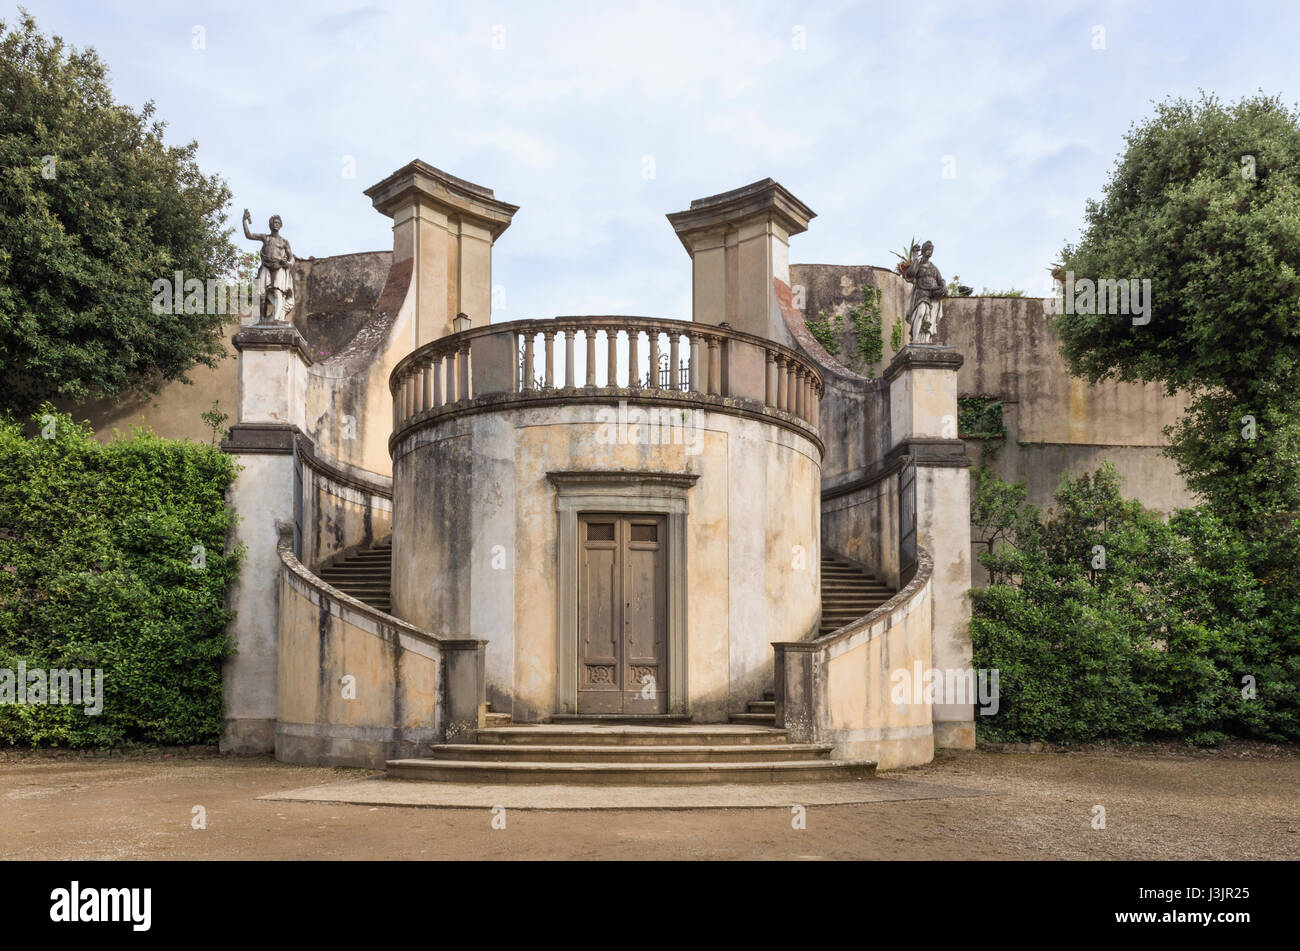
[958, 396, 1006, 438]
[849, 285, 884, 368]
[805, 309, 843, 357]
[805, 284, 886, 374]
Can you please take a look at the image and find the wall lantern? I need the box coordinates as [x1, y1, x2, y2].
[453, 312, 471, 334]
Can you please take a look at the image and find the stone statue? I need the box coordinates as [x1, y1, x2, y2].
[243, 209, 295, 322]
[903, 239, 947, 344]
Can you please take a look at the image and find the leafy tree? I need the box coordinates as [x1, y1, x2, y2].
[1052, 92, 1300, 529]
[0, 12, 237, 417]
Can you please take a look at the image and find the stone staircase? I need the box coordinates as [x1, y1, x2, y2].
[819, 550, 895, 636]
[387, 723, 875, 784]
[727, 551, 895, 728]
[316, 537, 392, 613]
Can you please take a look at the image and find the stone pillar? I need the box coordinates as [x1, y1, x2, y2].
[883, 344, 975, 750]
[364, 160, 518, 348]
[667, 179, 815, 343]
[219, 321, 313, 753]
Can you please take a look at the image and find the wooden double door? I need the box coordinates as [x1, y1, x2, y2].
[577, 514, 668, 714]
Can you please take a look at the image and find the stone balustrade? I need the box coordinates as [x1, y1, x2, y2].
[389, 316, 824, 442]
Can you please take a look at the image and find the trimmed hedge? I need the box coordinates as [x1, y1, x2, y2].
[0, 408, 241, 746]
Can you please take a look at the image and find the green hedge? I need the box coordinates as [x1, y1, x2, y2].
[0, 409, 241, 746]
[971, 464, 1299, 744]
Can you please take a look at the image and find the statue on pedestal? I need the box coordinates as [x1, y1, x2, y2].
[243, 209, 295, 322]
[904, 239, 947, 344]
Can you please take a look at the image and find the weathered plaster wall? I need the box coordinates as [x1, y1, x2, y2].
[390, 401, 822, 723]
[791, 263, 1198, 582]
[58, 315, 243, 444]
[220, 454, 294, 752]
[277, 538, 439, 768]
[298, 448, 394, 569]
[775, 548, 935, 770]
[822, 465, 902, 590]
[275, 529, 485, 768]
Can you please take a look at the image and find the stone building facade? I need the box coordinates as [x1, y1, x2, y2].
[65, 158, 1193, 778]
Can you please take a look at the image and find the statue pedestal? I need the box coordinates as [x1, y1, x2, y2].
[219, 322, 314, 754]
[884, 344, 974, 750]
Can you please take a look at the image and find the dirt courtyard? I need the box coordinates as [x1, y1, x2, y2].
[2, 744, 1296, 860]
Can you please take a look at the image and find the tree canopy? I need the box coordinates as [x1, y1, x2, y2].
[0, 12, 236, 417]
[1054, 92, 1300, 528]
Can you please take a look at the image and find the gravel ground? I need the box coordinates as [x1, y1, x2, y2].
[1, 742, 1296, 860]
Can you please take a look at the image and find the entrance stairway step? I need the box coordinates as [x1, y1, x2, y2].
[387, 757, 875, 785]
[424, 743, 833, 763]
[474, 724, 790, 746]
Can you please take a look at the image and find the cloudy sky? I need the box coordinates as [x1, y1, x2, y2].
[16, 0, 1300, 319]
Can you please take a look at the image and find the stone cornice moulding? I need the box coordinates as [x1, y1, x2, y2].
[231, 321, 314, 366]
[364, 159, 519, 240]
[546, 470, 702, 492]
[667, 178, 816, 253]
[883, 343, 964, 383]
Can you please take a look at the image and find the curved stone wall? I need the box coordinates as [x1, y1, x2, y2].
[389, 399, 823, 723]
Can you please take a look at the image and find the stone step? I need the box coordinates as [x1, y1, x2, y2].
[728, 712, 776, 725]
[386, 757, 876, 785]
[746, 700, 775, 713]
[474, 725, 790, 746]
[424, 743, 833, 763]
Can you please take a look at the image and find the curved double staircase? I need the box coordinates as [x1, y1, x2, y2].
[310, 540, 892, 784]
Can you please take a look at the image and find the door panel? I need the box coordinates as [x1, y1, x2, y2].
[577, 515, 668, 714]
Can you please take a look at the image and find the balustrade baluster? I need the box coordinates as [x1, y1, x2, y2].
[648, 331, 660, 389]
[628, 328, 640, 388]
[458, 343, 471, 402]
[669, 334, 681, 391]
[563, 329, 575, 388]
[605, 327, 618, 387]
[765, 351, 776, 407]
[688, 335, 701, 392]
[585, 329, 596, 387]
[523, 333, 535, 391]
[707, 337, 721, 396]
[543, 331, 556, 389]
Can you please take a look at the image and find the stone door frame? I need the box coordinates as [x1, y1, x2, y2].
[548, 470, 697, 716]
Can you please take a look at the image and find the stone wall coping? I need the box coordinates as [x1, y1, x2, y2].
[821, 452, 911, 502]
